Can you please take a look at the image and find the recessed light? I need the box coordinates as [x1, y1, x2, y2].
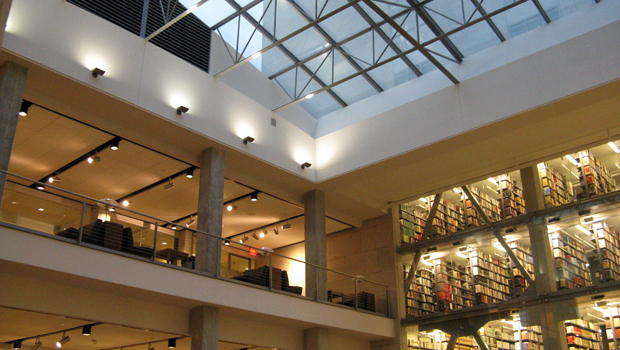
[38, 208, 44, 211]
[162, 242, 168, 245]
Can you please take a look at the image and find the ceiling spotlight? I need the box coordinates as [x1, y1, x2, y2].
[168, 339, 176, 349]
[281, 223, 291, 230]
[36, 184, 45, 191]
[243, 136, 255, 144]
[224, 240, 230, 246]
[239, 235, 249, 244]
[164, 178, 175, 191]
[227, 203, 237, 211]
[19, 100, 33, 116]
[48, 174, 62, 183]
[171, 224, 177, 230]
[82, 325, 92, 336]
[259, 230, 267, 238]
[110, 139, 120, 150]
[121, 199, 131, 207]
[148, 343, 154, 350]
[32, 339, 42, 350]
[91, 67, 105, 78]
[12, 340, 21, 350]
[252, 232, 260, 240]
[186, 168, 194, 178]
[301, 162, 312, 169]
[176, 105, 189, 115]
[251, 192, 258, 201]
[273, 228, 279, 235]
[87, 154, 101, 163]
[56, 333, 70, 348]
[186, 216, 196, 228]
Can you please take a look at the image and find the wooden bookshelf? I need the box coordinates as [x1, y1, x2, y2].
[469, 250, 510, 304]
[479, 323, 516, 350]
[463, 186, 501, 228]
[577, 151, 616, 199]
[514, 325, 544, 350]
[605, 307, 620, 350]
[439, 333, 476, 350]
[408, 337, 438, 350]
[405, 266, 436, 317]
[498, 174, 527, 219]
[593, 221, 620, 283]
[433, 257, 474, 311]
[508, 241, 535, 297]
[550, 231, 592, 289]
[400, 204, 427, 245]
[538, 163, 574, 208]
[427, 197, 464, 237]
[565, 319, 602, 350]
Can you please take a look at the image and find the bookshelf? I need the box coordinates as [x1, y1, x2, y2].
[433, 257, 474, 311]
[605, 307, 620, 350]
[514, 325, 544, 350]
[593, 221, 620, 283]
[439, 334, 476, 350]
[408, 337, 438, 350]
[564, 319, 602, 350]
[469, 250, 510, 305]
[577, 151, 616, 199]
[479, 323, 517, 350]
[463, 186, 501, 228]
[550, 231, 592, 289]
[405, 265, 436, 317]
[509, 241, 535, 297]
[498, 174, 527, 219]
[427, 197, 465, 237]
[538, 163, 574, 208]
[400, 204, 428, 245]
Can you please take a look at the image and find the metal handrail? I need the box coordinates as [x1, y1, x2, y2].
[1, 170, 388, 288]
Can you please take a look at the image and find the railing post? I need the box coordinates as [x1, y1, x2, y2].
[269, 254, 273, 291]
[151, 222, 158, 262]
[78, 199, 86, 244]
[354, 278, 358, 310]
[315, 267, 319, 301]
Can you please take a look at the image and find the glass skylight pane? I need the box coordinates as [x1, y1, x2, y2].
[236, 0, 258, 7]
[260, 47, 296, 76]
[298, 92, 341, 118]
[366, 58, 413, 90]
[448, 17, 502, 57]
[283, 27, 329, 60]
[330, 75, 378, 105]
[181, 0, 236, 27]
[484, 0, 544, 39]
[302, 51, 336, 86]
[356, 2, 382, 23]
[270, 0, 308, 38]
[423, 0, 467, 32]
[538, 0, 592, 20]
[274, 69, 297, 99]
[319, 7, 369, 42]
[340, 31, 374, 68]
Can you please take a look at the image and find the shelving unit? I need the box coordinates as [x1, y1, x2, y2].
[564, 319, 602, 350]
[538, 162, 574, 208]
[577, 151, 616, 199]
[463, 186, 501, 227]
[433, 257, 474, 311]
[469, 250, 510, 304]
[405, 265, 436, 317]
[439, 333, 476, 350]
[479, 323, 516, 350]
[593, 221, 620, 283]
[605, 306, 620, 350]
[400, 204, 428, 245]
[514, 325, 544, 350]
[427, 197, 465, 237]
[551, 231, 592, 289]
[408, 337, 438, 350]
[509, 241, 535, 297]
[498, 174, 527, 219]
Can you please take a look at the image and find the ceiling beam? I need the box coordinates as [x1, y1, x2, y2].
[470, 0, 506, 42]
[531, 0, 552, 23]
[115, 166, 196, 204]
[145, 0, 210, 41]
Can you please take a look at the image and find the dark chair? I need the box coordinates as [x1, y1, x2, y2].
[231, 266, 282, 290]
[56, 227, 79, 240]
[121, 227, 153, 259]
[57, 219, 106, 246]
[281, 270, 303, 295]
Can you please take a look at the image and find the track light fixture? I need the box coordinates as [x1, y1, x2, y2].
[251, 192, 258, 201]
[176, 106, 189, 115]
[48, 174, 62, 184]
[281, 223, 291, 230]
[32, 339, 42, 350]
[82, 325, 92, 336]
[243, 136, 255, 144]
[148, 343, 154, 350]
[301, 162, 312, 169]
[91, 67, 105, 78]
[259, 230, 267, 238]
[12, 340, 21, 350]
[56, 332, 70, 348]
[36, 184, 45, 191]
[224, 240, 230, 246]
[252, 231, 260, 240]
[87, 153, 101, 163]
[19, 100, 33, 116]
[273, 227, 279, 235]
[171, 223, 177, 230]
[239, 235, 249, 243]
[164, 178, 175, 191]
[168, 339, 176, 349]
[121, 198, 131, 207]
[227, 203, 237, 211]
[186, 216, 196, 228]
[110, 139, 120, 150]
[185, 168, 194, 178]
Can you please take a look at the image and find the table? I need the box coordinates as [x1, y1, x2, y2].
[156, 248, 189, 266]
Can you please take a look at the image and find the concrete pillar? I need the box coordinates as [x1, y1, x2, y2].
[304, 327, 328, 350]
[190, 305, 219, 350]
[520, 165, 568, 350]
[195, 148, 225, 275]
[0, 61, 28, 205]
[304, 190, 327, 301]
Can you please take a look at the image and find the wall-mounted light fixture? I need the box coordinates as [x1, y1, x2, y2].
[91, 67, 105, 78]
[301, 162, 312, 169]
[19, 100, 32, 116]
[176, 106, 189, 115]
[243, 136, 255, 144]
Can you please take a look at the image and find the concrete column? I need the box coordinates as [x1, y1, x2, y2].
[520, 165, 568, 350]
[190, 305, 219, 350]
[304, 327, 328, 350]
[195, 148, 225, 275]
[304, 190, 327, 301]
[0, 61, 28, 205]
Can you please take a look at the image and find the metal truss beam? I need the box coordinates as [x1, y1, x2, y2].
[406, 0, 463, 63]
[493, 229, 534, 285]
[213, 0, 364, 77]
[472, 332, 489, 350]
[212, 0, 264, 30]
[221, 0, 348, 106]
[531, 0, 552, 23]
[470, 0, 506, 42]
[286, 0, 384, 93]
[146, 0, 210, 41]
[461, 185, 492, 225]
[273, 0, 528, 112]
